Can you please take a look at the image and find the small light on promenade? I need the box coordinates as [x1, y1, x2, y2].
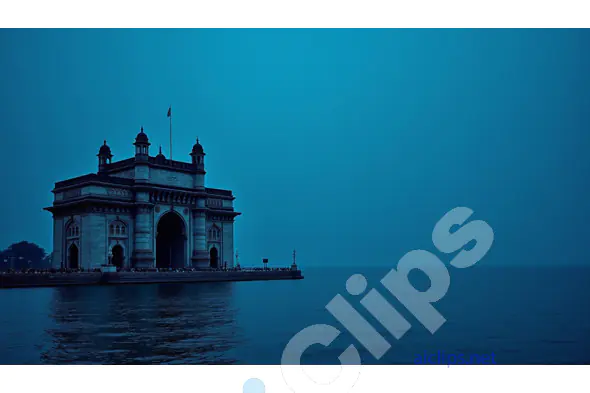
[291, 249, 298, 271]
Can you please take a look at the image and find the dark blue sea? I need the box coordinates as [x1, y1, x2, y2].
[0, 265, 589, 365]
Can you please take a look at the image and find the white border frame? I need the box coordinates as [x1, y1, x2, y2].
[1, 0, 590, 28]
[0, 365, 586, 393]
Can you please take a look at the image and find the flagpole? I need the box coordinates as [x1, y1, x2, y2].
[169, 105, 172, 160]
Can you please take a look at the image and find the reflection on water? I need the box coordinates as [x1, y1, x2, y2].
[41, 283, 241, 364]
[1, 267, 589, 364]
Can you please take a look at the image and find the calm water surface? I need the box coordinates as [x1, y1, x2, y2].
[0, 266, 589, 364]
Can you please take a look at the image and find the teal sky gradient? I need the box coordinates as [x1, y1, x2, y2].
[0, 29, 589, 266]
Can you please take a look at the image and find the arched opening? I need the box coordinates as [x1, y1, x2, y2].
[156, 212, 186, 269]
[68, 243, 79, 269]
[112, 245, 124, 269]
[209, 246, 219, 269]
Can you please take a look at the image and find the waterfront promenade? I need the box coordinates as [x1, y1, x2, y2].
[0, 267, 303, 288]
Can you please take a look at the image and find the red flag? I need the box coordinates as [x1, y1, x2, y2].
[167, 107, 171, 117]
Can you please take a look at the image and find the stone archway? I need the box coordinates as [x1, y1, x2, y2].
[156, 212, 186, 269]
[112, 245, 124, 269]
[68, 243, 79, 269]
[209, 246, 219, 269]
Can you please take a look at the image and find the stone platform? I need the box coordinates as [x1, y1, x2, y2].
[0, 270, 303, 289]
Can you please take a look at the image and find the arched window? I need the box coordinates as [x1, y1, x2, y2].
[209, 226, 220, 241]
[109, 220, 127, 237]
[66, 222, 80, 238]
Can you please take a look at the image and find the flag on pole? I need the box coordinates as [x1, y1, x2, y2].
[167, 106, 172, 159]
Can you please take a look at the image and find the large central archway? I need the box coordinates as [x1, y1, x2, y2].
[156, 212, 186, 269]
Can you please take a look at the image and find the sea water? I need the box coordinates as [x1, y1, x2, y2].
[0, 265, 588, 364]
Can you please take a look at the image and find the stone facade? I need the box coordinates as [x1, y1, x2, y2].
[45, 129, 240, 270]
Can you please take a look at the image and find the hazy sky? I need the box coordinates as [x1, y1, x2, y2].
[0, 29, 589, 266]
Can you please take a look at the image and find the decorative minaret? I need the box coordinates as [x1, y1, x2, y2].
[190, 138, 208, 268]
[131, 126, 154, 267]
[133, 126, 150, 183]
[190, 138, 206, 188]
[97, 140, 112, 173]
[190, 138, 204, 165]
[134, 126, 150, 161]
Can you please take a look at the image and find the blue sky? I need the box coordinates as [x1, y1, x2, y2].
[0, 29, 589, 266]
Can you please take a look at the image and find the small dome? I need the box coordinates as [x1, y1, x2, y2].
[98, 140, 112, 156]
[155, 146, 166, 162]
[191, 138, 204, 154]
[134, 126, 150, 145]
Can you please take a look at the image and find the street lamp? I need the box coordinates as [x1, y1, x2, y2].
[291, 249, 298, 271]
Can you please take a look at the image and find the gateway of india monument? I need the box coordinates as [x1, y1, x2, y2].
[44, 127, 240, 271]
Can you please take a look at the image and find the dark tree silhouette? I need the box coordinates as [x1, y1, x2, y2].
[0, 241, 48, 271]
